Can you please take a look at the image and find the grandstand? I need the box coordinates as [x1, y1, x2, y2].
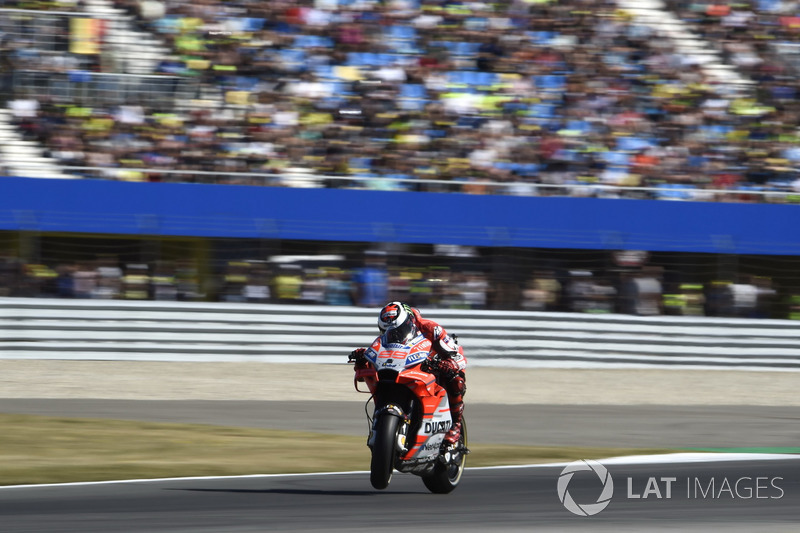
[0, 0, 799, 199]
[1, 0, 800, 318]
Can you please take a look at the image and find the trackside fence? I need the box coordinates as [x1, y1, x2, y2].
[1, 298, 800, 370]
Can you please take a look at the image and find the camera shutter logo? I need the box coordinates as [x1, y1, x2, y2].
[557, 460, 614, 516]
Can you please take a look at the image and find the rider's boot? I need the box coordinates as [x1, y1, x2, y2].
[442, 373, 466, 450]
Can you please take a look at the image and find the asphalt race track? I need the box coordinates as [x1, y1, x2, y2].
[1, 459, 799, 532]
[2, 399, 800, 531]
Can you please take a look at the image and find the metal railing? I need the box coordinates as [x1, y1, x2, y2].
[11, 69, 199, 107]
[0, 7, 174, 76]
[0, 7, 194, 106]
[0, 8, 95, 50]
[51, 166, 800, 203]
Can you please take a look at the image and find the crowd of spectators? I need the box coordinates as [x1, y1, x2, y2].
[0, 252, 492, 309]
[0, 250, 786, 318]
[3, 0, 800, 200]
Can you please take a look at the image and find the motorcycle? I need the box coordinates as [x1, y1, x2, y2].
[352, 331, 468, 493]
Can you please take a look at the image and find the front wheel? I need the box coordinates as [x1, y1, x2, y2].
[422, 419, 468, 494]
[370, 414, 400, 490]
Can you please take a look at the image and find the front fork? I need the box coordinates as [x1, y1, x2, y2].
[367, 403, 410, 454]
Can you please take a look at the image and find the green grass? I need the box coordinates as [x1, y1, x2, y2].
[0, 413, 678, 486]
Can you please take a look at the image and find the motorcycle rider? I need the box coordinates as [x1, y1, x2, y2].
[349, 301, 467, 448]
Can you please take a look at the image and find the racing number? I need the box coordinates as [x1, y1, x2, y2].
[378, 350, 407, 360]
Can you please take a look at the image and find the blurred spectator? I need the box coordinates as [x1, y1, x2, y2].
[73, 261, 97, 298]
[22, 263, 57, 297]
[175, 260, 203, 301]
[789, 294, 800, 321]
[387, 266, 412, 302]
[244, 265, 271, 304]
[521, 270, 561, 311]
[663, 283, 705, 316]
[564, 270, 596, 313]
[0, 256, 21, 296]
[590, 278, 617, 314]
[752, 276, 777, 319]
[55, 263, 76, 298]
[439, 270, 489, 310]
[323, 267, 352, 306]
[121, 263, 150, 300]
[407, 266, 434, 307]
[273, 264, 304, 303]
[619, 267, 664, 316]
[151, 261, 178, 301]
[522, 277, 548, 311]
[730, 279, 759, 318]
[220, 261, 249, 303]
[460, 271, 489, 310]
[300, 268, 326, 304]
[426, 265, 452, 307]
[94, 257, 123, 299]
[350, 250, 388, 307]
[705, 280, 735, 317]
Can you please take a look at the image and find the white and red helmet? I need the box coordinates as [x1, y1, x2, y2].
[378, 301, 417, 344]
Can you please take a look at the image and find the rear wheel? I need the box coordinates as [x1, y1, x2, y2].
[370, 414, 400, 490]
[422, 419, 468, 494]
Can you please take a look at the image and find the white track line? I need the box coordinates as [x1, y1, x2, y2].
[1, 453, 798, 490]
[0, 470, 372, 490]
[468, 452, 800, 471]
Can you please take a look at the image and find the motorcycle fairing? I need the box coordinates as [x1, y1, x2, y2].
[405, 335, 432, 366]
[365, 334, 432, 370]
[399, 390, 450, 463]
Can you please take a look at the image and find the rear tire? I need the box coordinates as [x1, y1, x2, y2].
[422, 419, 467, 494]
[370, 414, 400, 490]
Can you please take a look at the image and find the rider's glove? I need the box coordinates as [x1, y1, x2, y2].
[421, 354, 439, 374]
[422, 354, 459, 381]
[437, 357, 460, 381]
[348, 348, 367, 367]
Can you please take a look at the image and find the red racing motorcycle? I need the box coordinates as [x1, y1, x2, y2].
[353, 331, 468, 493]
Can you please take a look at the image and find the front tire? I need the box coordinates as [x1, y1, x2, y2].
[370, 414, 400, 490]
[422, 419, 467, 494]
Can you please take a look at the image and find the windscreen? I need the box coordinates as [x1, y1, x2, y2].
[384, 318, 418, 345]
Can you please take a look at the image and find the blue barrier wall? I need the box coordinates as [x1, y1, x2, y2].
[1, 177, 798, 254]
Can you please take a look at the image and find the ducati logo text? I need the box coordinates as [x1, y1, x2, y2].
[424, 421, 451, 434]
